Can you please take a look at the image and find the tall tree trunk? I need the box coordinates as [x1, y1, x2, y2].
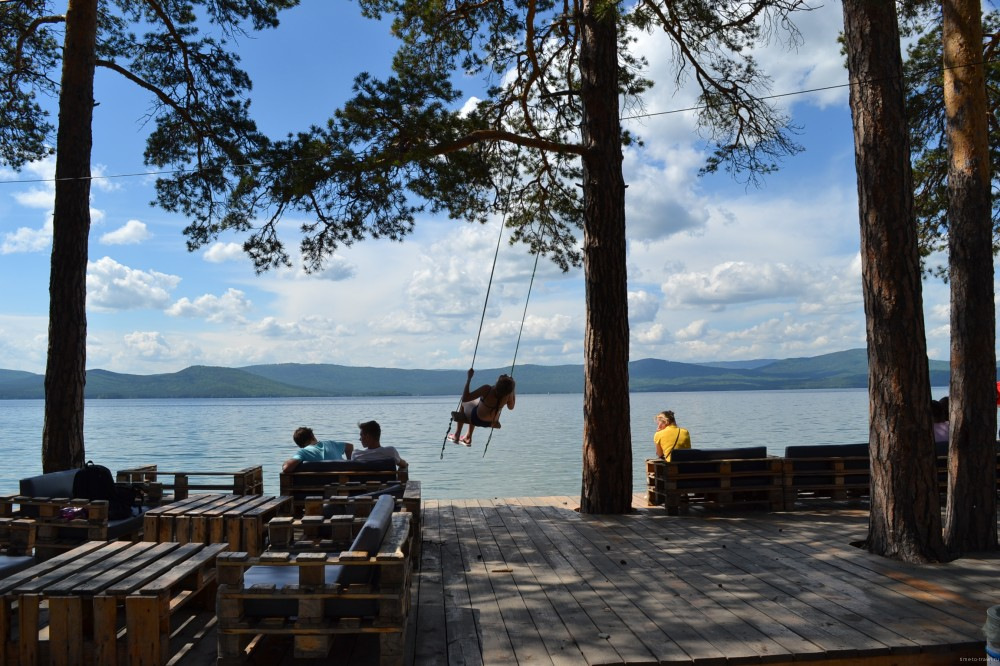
[841, 0, 946, 562]
[42, 0, 97, 472]
[942, 0, 998, 553]
[578, 0, 631, 514]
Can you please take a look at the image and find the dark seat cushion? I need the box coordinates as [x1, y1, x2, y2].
[0, 555, 35, 579]
[784, 443, 869, 459]
[294, 459, 396, 474]
[671, 446, 768, 462]
[19, 469, 80, 517]
[20, 469, 79, 496]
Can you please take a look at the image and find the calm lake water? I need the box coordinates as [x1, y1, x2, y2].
[0, 388, 947, 499]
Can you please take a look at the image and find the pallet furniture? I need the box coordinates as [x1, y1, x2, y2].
[0, 539, 225, 665]
[646, 446, 784, 516]
[142, 493, 292, 557]
[0, 518, 35, 579]
[116, 464, 263, 501]
[216, 495, 413, 665]
[781, 443, 870, 508]
[268, 480, 421, 557]
[279, 460, 408, 517]
[0, 469, 160, 561]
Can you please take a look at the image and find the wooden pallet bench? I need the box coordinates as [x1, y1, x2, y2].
[117, 464, 263, 501]
[143, 494, 291, 557]
[0, 539, 226, 665]
[267, 481, 421, 558]
[647, 446, 784, 516]
[216, 496, 412, 665]
[279, 460, 409, 517]
[781, 442, 871, 508]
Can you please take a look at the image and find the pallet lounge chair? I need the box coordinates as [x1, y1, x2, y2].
[648, 446, 784, 515]
[216, 494, 413, 665]
[781, 443, 870, 508]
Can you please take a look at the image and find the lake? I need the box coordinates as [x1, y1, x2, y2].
[0, 388, 945, 499]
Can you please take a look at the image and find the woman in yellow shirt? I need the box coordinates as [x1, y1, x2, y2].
[654, 410, 691, 461]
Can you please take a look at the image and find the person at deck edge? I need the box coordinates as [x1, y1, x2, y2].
[654, 410, 691, 461]
[282, 426, 352, 473]
[352, 420, 408, 469]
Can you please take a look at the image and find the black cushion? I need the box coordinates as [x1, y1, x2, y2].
[294, 459, 396, 474]
[671, 446, 768, 462]
[20, 469, 79, 497]
[19, 469, 79, 517]
[0, 555, 35, 579]
[784, 443, 869, 458]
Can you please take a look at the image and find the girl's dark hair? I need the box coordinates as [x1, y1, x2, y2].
[495, 375, 515, 398]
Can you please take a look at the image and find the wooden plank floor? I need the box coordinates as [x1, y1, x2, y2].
[176, 495, 997, 665]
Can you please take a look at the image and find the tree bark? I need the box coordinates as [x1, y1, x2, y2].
[42, 0, 97, 472]
[942, 0, 998, 553]
[578, 0, 632, 514]
[841, 0, 946, 562]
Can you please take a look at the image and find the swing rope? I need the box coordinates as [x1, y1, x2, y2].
[481, 243, 541, 458]
[440, 201, 510, 460]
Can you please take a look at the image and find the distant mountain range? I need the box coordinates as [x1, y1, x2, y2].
[0, 349, 957, 399]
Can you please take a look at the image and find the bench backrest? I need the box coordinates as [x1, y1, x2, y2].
[280, 459, 404, 514]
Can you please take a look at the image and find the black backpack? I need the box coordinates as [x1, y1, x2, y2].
[72, 461, 137, 520]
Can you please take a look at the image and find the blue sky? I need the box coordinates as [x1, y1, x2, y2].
[0, 1, 961, 375]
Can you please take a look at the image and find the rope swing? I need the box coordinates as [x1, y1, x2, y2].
[439, 206, 542, 460]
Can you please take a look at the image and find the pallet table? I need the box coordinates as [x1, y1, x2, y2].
[0, 539, 225, 665]
[142, 493, 291, 556]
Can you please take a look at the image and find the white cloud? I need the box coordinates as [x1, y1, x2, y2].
[662, 261, 809, 309]
[628, 290, 660, 324]
[2, 218, 52, 254]
[100, 219, 150, 245]
[90, 164, 122, 192]
[12, 187, 54, 209]
[675, 319, 709, 342]
[635, 323, 667, 345]
[301, 254, 356, 281]
[0, 315, 48, 371]
[87, 256, 181, 311]
[122, 331, 174, 359]
[204, 242, 244, 263]
[166, 288, 251, 323]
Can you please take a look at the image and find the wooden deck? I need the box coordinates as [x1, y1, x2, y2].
[174, 494, 996, 665]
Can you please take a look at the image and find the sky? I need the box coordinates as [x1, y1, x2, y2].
[0, 1, 965, 376]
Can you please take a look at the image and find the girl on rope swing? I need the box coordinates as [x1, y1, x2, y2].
[448, 368, 517, 446]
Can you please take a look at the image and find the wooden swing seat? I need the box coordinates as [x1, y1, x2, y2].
[451, 411, 501, 428]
